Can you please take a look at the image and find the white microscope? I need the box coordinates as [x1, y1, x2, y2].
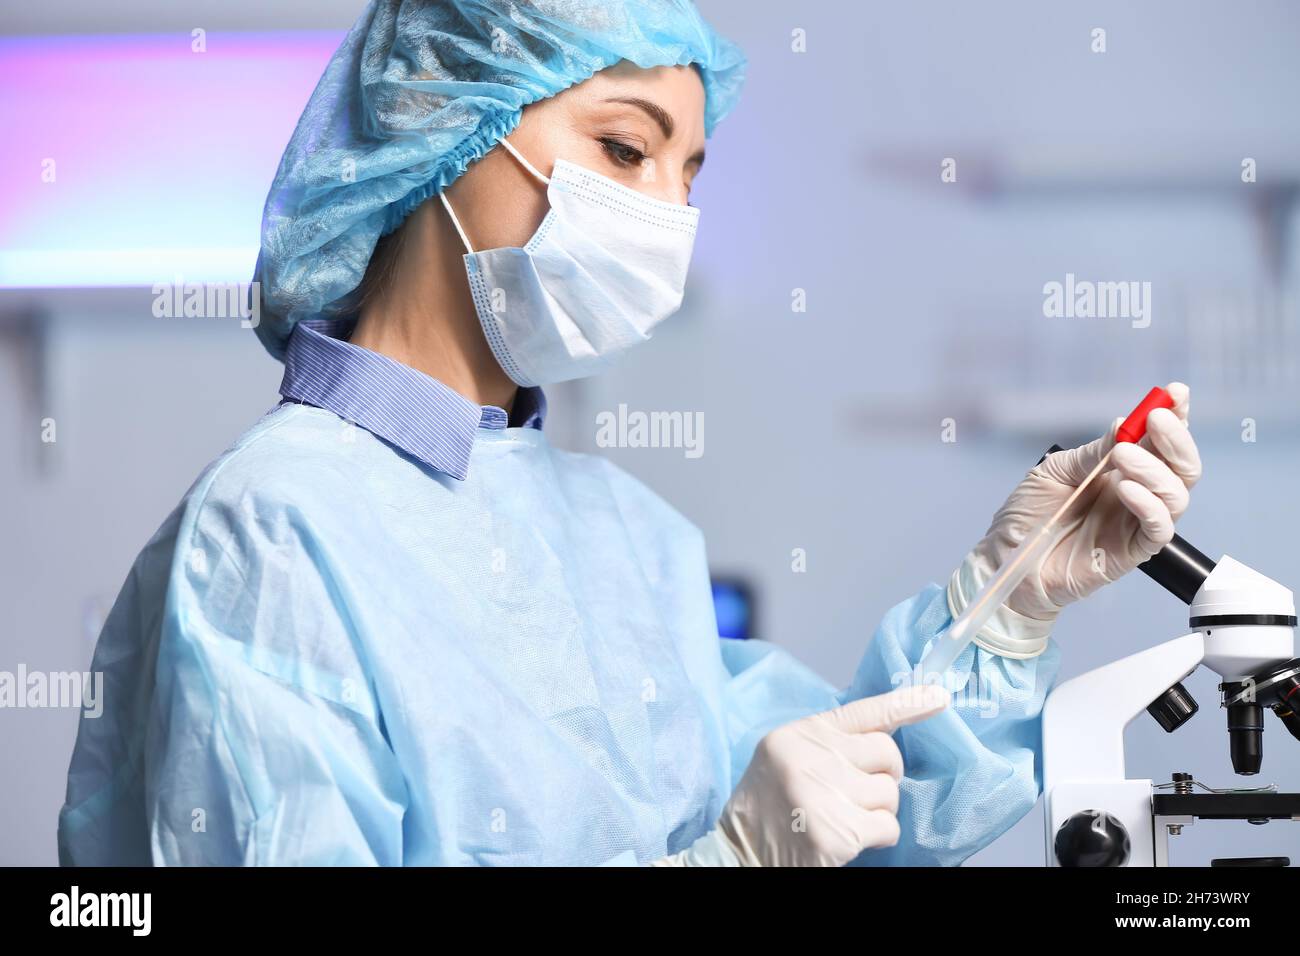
[1042, 530, 1300, 867]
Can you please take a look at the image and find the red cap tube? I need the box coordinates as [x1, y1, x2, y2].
[1116, 386, 1175, 444]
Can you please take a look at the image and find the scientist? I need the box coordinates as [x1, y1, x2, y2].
[57, 0, 1201, 867]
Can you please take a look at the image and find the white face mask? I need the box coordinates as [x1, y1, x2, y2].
[440, 138, 699, 387]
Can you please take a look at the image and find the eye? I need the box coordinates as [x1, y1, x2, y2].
[598, 137, 647, 168]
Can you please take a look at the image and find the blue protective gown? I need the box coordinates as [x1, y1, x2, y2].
[58, 404, 1058, 866]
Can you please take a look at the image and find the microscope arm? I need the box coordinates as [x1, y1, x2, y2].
[1042, 633, 1204, 793]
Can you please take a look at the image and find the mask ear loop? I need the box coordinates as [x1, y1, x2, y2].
[439, 191, 475, 255]
[497, 136, 551, 185]
[438, 136, 550, 255]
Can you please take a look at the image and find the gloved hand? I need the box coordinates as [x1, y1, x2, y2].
[950, 381, 1202, 658]
[652, 685, 950, 867]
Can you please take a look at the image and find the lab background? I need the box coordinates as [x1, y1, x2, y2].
[4, 0, 1300, 866]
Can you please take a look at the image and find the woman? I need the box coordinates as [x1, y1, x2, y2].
[58, 0, 1200, 866]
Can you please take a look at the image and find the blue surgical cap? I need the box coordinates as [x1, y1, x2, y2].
[253, 0, 746, 360]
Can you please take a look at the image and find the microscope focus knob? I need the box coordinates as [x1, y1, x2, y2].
[1147, 682, 1198, 733]
[1055, 810, 1131, 867]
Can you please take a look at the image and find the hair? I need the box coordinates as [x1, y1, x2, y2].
[356, 219, 410, 311]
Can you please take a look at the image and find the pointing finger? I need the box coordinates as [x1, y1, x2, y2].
[822, 685, 950, 736]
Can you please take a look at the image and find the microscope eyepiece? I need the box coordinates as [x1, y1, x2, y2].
[1138, 534, 1217, 605]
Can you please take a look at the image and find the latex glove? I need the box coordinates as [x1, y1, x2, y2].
[652, 685, 950, 867]
[950, 381, 1202, 658]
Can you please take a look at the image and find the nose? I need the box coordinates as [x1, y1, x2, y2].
[638, 161, 690, 206]
[662, 179, 690, 206]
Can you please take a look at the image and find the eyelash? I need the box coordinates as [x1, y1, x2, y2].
[598, 137, 647, 167]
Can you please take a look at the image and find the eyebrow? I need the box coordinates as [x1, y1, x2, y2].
[604, 96, 675, 140]
[602, 95, 706, 170]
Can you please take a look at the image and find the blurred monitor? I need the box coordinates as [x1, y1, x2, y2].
[710, 576, 754, 641]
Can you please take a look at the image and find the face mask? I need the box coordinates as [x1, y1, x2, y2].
[439, 138, 699, 387]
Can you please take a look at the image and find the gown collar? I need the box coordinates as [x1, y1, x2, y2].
[279, 318, 546, 481]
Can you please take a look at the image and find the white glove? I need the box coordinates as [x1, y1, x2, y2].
[950, 381, 1202, 659]
[652, 685, 950, 867]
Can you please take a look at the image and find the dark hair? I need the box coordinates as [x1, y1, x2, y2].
[356, 220, 409, 310]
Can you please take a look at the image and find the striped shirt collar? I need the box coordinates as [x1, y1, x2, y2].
[279, 318, 546, 481]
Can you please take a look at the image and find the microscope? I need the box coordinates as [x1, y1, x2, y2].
[1042, 532, 1300, 867]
